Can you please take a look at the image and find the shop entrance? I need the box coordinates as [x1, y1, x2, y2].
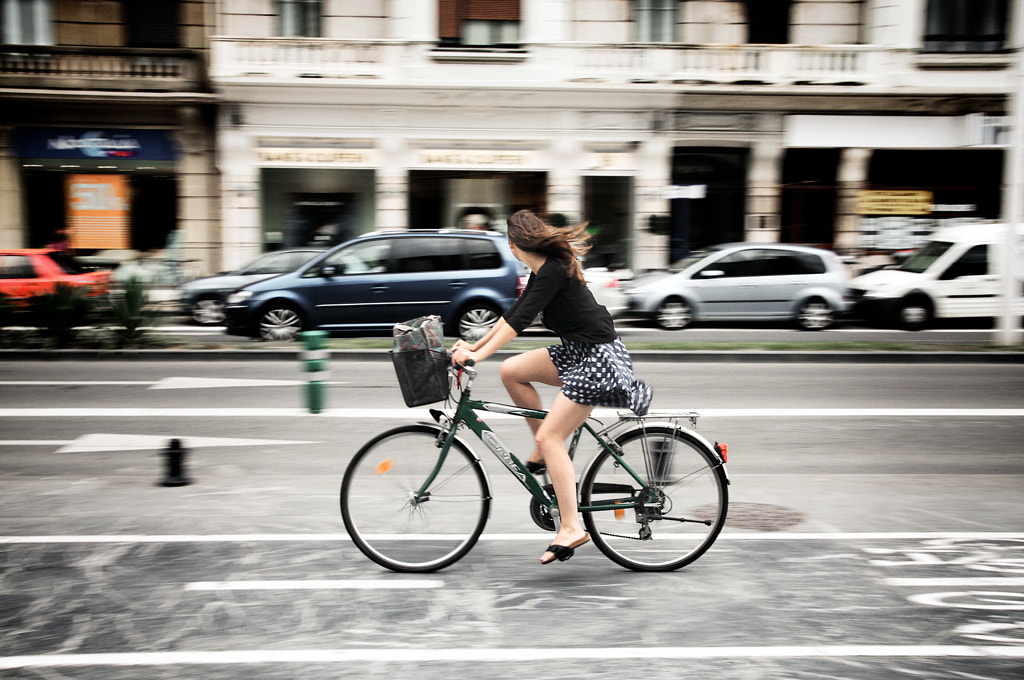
[582, 176, 632, 269]
[671, 148, 748, 261]
[408, 171, 547, 231]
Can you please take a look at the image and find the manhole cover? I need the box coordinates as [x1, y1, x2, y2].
[715, 502, 806, 531]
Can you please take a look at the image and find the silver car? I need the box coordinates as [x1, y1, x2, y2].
[179, 249, 324, 325]
[623, 243, 850, 331]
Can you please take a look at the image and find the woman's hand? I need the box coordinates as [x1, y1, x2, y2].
[451, 345, 478, 367]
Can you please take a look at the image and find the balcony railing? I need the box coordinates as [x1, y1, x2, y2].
[0, 45, 206, 92]
[211, 37, 1014, 91]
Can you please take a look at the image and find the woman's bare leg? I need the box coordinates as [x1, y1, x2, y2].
[500, 348, 560, 464]
[536, 393, 593, 561]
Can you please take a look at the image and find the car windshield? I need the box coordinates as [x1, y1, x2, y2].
[667, 249, 717, 273]
[898, 241, 953, 274]
[46, 251, 88, 275]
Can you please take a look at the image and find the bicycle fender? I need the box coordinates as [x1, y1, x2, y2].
[586, 421, 730, 483]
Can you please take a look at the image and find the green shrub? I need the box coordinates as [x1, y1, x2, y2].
[105, 277, 158, 348]
[29, 283, 97, 349]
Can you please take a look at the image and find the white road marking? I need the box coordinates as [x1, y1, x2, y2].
[1, 645, 1021, 668]
[52, 433, 317, 453]
[2, 407, 1023, 418]
[887, 578, 1024, 586]
[184, 580, 443, 591]
[3, 532, 1023, 544]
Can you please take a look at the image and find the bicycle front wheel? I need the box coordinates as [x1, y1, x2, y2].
[340, 424, 490, 573]
[581, 425, 728, 572]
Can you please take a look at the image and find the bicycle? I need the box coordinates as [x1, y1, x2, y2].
[340, 361, 730, 573]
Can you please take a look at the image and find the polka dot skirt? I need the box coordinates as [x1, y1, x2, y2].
[547, 338, 653, 416]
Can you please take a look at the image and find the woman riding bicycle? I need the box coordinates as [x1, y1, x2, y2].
[451, 209, 653, 565]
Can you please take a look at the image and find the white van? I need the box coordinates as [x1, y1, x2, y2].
[848, 223, 1024, 330]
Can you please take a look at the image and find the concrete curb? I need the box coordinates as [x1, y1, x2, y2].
[3, 348, 1024, 363]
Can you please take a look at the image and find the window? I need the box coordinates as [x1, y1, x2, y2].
[315, 240, 390, 276]
[0, 255, 38, 279]
[634, 0, 676, 43]
[1, 0, 53, 45]
[923, 0, 1008, 53]
[462, 239, 502, 270]
[124, 0, 180, 48]
[438, 0, 520, 48]
[279, 0, 321, 38]
[745, 0, 791, 45]
[939, 245, 989, 280]
[394, 238, 458, 274]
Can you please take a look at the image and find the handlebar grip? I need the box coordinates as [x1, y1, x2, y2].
[463, 359, 475, 367]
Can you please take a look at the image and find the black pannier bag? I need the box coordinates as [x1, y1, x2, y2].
[390, 315, 450, 407]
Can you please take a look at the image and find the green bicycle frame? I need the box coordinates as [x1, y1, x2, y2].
[414, 387, 658, 514]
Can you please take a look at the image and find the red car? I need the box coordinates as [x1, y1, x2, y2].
[0, 249, 111, 304]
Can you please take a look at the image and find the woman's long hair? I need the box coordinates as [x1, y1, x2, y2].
[506, 210, 591, 284]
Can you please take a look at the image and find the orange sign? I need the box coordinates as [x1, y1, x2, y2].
[65, 174, 130, 249]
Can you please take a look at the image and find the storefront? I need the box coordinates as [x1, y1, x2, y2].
[227, 136, 642, 270]
[14, 127, 179, 257]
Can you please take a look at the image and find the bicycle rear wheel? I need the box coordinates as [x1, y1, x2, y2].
[580, 425, 728, 572]
[341, 424, 490, 573]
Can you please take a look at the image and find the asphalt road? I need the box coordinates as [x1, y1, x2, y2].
[1, 359, 1023, 678]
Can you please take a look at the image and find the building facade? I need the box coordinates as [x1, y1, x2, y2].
[4, 1, 1015, 276]
[0, 0, 219, 275]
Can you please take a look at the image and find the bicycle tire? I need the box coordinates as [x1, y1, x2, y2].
[340, 424, 491, 573]
[580, 425, 728, 572]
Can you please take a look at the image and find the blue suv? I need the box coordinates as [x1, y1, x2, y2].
[224, 230, 525, 342]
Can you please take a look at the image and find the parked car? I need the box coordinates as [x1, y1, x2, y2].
[0, 249, 110, 304]
[848, 223, 1024, 330]
[179, 248, 325, 325]
[622, 243, 850, 330]
[224, 230, 526, 342]
[584, 266, 633, 317]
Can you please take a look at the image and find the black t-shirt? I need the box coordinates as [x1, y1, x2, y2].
[502, 258, 617, 343]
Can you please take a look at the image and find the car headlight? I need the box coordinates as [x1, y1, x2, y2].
[226, 290, 253, 305]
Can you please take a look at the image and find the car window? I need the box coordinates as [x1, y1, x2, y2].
[699, 249, 767, 278]
[669, 249, 714, 273]
[47, 251, 88, 275]
[899, 241, 952, 274]
[763, 251, 826, 276]
[318, 240, 391, 276]
[461, 238, 502, 270]
[0, 255, 38, 279]
[393, 237, 458, 273]
[939, 244, 989, 280]
[241, 251, 312, 276]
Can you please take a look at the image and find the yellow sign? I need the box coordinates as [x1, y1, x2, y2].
[857, 190, 934, 215]
[417, 150, 533, 167]
[65, 174, 130, 249]
[257, 148, 375, 165]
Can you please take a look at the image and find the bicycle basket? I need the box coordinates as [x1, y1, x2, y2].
[390, 316, 450, 407]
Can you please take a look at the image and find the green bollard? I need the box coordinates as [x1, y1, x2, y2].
[300, 330, 329, 414]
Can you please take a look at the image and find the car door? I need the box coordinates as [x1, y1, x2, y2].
[688, 248, 778, 319]
[301, 239, 394, 330]
[931, 244, 998, 318]
[386, 236, 460, 324]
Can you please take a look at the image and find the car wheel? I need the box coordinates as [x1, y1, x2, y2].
[897, 295, 932, 331]
[258, 304, 304, 342]
[456, 302, 500, 343]
[796, 298, 835, 331]
[655, 298, 692, 330]
[190, 296, 226, 325]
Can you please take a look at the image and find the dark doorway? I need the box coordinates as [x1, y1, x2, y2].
[781, 148, 840, 248]
[670, 148, 749, 261]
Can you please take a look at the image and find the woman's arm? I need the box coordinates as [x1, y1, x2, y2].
[452, 317, 517, 366]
